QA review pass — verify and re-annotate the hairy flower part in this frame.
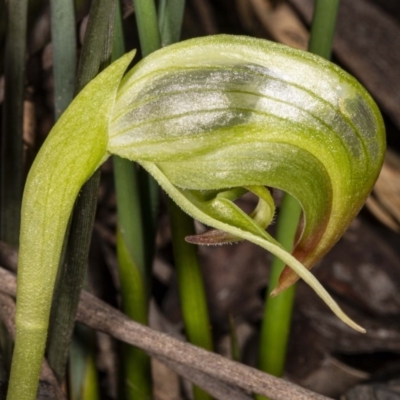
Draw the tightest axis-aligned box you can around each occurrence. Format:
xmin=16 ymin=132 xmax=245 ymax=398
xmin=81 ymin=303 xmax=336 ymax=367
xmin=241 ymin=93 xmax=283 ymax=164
xmin=8 ymin=34 xmax=385 ymax=400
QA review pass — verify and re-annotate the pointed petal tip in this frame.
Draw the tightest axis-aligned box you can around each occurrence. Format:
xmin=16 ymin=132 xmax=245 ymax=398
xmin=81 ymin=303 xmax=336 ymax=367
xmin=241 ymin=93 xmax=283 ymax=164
xmin=269 ymin=288 xmax=366 ymax=333
xmin=269 ymin=265 xmax=301 ymax=297
xmin=338 ymin=313 xmax=366 ymax=334
xmin=270 ymin=277 xmax=367 ymax=334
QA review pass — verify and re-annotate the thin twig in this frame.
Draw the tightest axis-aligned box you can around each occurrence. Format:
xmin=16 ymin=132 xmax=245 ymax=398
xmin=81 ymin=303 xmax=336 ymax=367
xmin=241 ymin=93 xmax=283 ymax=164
xmin=78 ymin=291 xmax=331 ymax=400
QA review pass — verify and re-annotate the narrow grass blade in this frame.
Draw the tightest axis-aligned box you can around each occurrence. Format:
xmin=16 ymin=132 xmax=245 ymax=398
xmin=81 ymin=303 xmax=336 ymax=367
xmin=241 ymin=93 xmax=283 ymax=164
xmin=0 ymin=0 xmax=28 ymax=246
xmin=132 ymin=0 xmax=161 ymax=56
xmin=308 ymin=0 xmax=340 ymax=59
xmin=116 ymin=229 xmax=152 ymax=399
xmin=50 ymin=0 xmax=76 ymax=120
xmin=112 ymin=3 xmax=153 ymax=398
xmin=167 ymin=199 xmax=213 ymax=400
xmin=46 ymin=0 xmax=116 ymax=386
xmin=257 ymin=194 xmax=300 ymax=380
xmin=69 ymin=325 xmax=100 ymax=400
xmin=158 ymin=0 xmax=185 ymax=47
xmin=158 ymin=3 xmax=213 ymax=399
xmin=132 ymin=0 xmax=162 ymax=266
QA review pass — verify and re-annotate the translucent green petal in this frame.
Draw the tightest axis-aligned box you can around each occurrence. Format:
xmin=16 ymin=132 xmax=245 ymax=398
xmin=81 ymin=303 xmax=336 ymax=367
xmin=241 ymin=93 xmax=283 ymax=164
xmin=109 ymin=35 xmax=385 ymax=295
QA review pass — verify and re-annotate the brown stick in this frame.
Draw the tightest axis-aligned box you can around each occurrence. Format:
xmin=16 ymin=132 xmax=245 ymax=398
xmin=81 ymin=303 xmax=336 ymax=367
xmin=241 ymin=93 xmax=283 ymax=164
xmin=0 ymin=265 xmax=331 ymax=400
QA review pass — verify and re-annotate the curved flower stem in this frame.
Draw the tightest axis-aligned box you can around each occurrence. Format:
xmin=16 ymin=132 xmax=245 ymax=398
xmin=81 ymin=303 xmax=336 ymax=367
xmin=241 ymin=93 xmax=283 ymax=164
xmin=6 ymin=48 xmax=135 ymax=400
xmin=257 ymin=0 xmax=341 ymax=395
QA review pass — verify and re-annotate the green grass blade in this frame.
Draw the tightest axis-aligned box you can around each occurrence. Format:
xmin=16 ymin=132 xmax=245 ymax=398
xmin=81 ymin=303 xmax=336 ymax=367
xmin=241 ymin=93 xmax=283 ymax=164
xmin=132 ymin=0 xmax=161 ymax=56
xmin=46 ymin=0 xmax=116 ymax=384
xmin=45 ymin=0 xmax=77 ymax=379
xmin=75 ymin=0 xmax=116 ymax=91
xmin=158 ymin=0 xmax=185 ymax=46
xmin=69 ymin=325 xmax=100 ymax=400
xmin=112 ymin=3 xmax=153 ymax=398
xmin=257 ymin=194 xmax=300 ymax=379
xmin=167 ymin=199 xmax=213 ymax=400
xmin=116 ymin=228 xmax=152 ymax=399
xmin=0 ymin=0 xmax=28 ymax=246
xmin=132 ymin=0 xmax=162 ymax=267
xmin=113 ymin=156 xmax=147 ymax=294
xmin=309 ymin=0 xmax=340 ymax=58
xmin=0 ymin=1 xmax=6 ymax=74
xmin=157 ymin=2 xmax=213 ymax=399
xmin=257 ymin=1 xmax=341 ymax=397
xmin=47 ymin=170 xmax=101 ymax=382
xmin=50 ymin=0 xmax=76 ymax=120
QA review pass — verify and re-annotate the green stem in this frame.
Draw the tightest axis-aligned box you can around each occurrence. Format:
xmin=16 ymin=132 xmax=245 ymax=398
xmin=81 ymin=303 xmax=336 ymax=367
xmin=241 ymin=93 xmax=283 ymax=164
xmin=114 ymin=158 xmax=152 ymax=400
xmin=6 ymin=49 xmax=133 ymax=400
xmin=0 ymin=0 xmax=28 ymax=246
xmin=257 ymin=194 xmax=300 ymax=379
xmin=116 ymin=228 xmax=152 ymax=399
xmin=167 ymin=199 xmax=213 ymax=400
xmin=308 ymin=0 xmax=340 ymax=58
xmin=113 ymin=158 xmax=147 ymax=299
xmin=257 ymin=0 xmax=340 ymax=396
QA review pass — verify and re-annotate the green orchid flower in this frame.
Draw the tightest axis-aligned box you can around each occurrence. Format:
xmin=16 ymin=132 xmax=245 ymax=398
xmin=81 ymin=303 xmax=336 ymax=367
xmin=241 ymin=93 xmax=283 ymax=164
xmin=7 ymin=35 xmax=385 ymax=400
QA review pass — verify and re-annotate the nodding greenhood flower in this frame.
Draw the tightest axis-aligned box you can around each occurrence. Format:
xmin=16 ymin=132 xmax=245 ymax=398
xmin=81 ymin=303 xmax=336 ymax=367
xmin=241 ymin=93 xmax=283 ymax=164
xmin=8 ymin=35 xmax=385 ymax=400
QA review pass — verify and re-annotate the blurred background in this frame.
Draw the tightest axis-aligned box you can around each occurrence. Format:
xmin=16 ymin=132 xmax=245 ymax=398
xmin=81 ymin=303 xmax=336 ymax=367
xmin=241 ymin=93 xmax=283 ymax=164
xmin=1 ymin=0 xmax=400 ymax=399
